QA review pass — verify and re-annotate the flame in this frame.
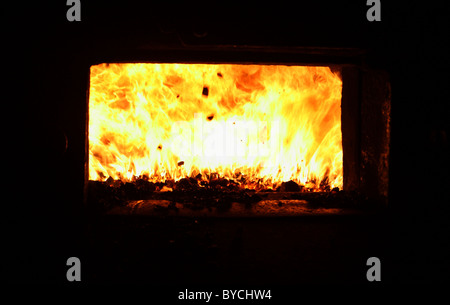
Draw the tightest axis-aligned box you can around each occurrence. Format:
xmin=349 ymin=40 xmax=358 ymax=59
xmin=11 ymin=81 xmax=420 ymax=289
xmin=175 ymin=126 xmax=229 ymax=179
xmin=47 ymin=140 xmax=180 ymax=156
xmin=89 ymin=63 xmax=342 ymax=191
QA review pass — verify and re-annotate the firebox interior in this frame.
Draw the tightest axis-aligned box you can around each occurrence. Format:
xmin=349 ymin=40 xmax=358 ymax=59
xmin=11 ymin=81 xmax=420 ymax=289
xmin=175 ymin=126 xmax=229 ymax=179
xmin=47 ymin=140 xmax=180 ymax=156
xmin=88 ymin=63 xmax=343 ymax=193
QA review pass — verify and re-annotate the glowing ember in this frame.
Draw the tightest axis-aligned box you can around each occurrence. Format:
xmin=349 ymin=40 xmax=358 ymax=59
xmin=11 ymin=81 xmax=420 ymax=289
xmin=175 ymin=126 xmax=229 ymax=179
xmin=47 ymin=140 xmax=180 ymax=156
xmin=89 ymin=63 xmax=343 ymax=191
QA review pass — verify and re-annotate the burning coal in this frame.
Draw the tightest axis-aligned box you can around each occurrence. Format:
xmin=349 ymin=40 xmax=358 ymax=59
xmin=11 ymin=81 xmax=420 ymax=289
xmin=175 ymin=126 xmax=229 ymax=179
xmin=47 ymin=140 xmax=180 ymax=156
xmin=89 ymin=63 xmax=342 ymax=191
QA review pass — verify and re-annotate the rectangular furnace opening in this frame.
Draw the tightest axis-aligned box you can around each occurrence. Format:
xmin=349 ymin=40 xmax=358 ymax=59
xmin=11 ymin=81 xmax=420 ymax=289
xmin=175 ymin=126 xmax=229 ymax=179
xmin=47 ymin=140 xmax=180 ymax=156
xmin=88 ymin=63 xmax=343 ymax=193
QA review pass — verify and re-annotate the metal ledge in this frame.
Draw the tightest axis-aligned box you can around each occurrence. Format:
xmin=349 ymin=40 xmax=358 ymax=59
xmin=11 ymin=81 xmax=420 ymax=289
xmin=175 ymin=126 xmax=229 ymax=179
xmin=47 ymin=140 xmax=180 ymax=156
xmin=108 ymin=199 xmax=364 ymax=217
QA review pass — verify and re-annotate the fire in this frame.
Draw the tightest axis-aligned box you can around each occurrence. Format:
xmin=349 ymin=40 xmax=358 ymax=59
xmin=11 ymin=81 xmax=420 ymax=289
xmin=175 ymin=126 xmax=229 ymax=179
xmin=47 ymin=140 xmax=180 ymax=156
xmin=89 ymin=63 xmax=343 ymax=191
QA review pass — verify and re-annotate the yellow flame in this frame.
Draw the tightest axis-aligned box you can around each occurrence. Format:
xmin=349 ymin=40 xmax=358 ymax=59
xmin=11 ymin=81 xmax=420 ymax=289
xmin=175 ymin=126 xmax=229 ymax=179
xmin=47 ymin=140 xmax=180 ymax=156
xmin=89 ymin=63 xmax=343 ymax=190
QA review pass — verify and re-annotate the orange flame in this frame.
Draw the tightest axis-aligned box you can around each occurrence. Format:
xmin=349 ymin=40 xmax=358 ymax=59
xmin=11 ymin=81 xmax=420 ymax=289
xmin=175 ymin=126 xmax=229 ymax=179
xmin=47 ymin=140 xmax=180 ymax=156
xmin=89 ymin=63 xmax=342 ymax=190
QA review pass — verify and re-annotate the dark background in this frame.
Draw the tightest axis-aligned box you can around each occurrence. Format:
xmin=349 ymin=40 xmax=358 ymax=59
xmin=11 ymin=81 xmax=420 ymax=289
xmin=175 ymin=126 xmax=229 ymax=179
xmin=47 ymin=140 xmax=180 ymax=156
xmin=3 ymin=0 xmax=449 ymax=285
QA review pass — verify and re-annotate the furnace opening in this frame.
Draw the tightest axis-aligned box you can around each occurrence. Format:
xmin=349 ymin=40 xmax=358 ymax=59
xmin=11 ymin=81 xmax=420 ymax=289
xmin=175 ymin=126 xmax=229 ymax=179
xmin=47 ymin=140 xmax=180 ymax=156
xmin=88 ymin=63 xmax=343 ymax=192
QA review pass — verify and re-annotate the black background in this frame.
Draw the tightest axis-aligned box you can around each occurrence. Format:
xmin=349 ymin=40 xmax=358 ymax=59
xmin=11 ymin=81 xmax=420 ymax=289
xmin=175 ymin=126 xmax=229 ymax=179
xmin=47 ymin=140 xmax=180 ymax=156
xmin=3 ymin=0 xmax=450 ymax=286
